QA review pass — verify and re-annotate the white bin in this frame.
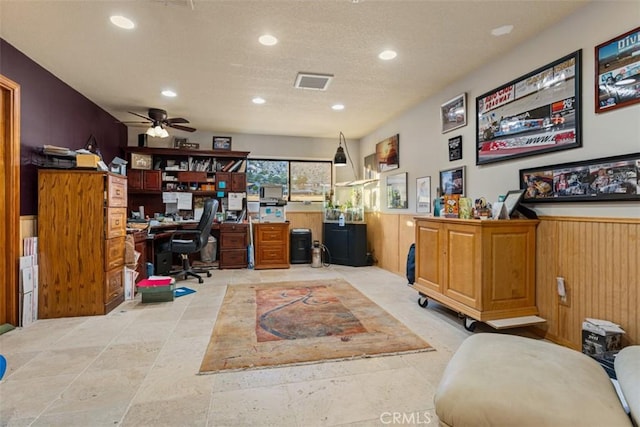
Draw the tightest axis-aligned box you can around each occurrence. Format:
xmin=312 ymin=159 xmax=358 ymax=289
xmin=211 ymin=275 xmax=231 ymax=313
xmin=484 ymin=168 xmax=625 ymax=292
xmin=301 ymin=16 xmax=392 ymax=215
xmin=200 ymin=236 xmax=217 ymax=262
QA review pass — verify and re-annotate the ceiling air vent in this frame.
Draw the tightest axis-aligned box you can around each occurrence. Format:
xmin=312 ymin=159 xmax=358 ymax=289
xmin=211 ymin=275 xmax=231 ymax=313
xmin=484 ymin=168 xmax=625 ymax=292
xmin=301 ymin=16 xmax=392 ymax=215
xmin=294 ymin=73 xmax=334 ymax=91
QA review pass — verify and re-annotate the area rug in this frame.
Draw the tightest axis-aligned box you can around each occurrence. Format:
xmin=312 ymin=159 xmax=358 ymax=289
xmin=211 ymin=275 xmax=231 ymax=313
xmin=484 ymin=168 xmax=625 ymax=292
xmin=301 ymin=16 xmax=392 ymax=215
xmin=199 ymin=279 xmax=433 ymax=374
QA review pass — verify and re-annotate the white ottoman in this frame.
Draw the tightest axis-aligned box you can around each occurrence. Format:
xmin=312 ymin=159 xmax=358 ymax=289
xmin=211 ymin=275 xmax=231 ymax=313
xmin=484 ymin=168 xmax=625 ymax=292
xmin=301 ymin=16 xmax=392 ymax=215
xmin=434 ymin=334 xmax=631 ymax=427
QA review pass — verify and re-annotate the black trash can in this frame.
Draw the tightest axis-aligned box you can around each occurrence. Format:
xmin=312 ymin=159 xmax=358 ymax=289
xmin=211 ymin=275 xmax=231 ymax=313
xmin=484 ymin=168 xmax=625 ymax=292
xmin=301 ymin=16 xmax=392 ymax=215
xmin=290 ymin=228 xmax=312 ymax=264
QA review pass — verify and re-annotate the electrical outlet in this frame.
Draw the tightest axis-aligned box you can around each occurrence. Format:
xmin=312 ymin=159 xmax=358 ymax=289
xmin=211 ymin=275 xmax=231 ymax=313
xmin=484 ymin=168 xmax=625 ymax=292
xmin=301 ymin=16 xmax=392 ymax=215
xmin=557 ymin=277 xmax=570 ymax=306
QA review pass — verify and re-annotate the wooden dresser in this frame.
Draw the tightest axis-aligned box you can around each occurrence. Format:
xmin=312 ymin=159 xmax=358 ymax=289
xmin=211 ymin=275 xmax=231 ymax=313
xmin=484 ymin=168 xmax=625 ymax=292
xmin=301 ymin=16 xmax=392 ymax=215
xmin=253 ymin=222 xmax=290 ymax=269
xmin=38 ymin=170 xmax=127 ymax=318
xmin=413 ymin=217 xmax=539 ymax=323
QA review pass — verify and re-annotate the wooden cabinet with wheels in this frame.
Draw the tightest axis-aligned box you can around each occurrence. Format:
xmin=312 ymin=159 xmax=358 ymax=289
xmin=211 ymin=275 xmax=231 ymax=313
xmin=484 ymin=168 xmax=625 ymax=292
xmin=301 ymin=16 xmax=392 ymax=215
xmin=38 ymin=170 xmax=127 ymax=318
xmin=253 ymin=222 xmax=290 ymax=269
xmin=219 ymin=223 xmax=248 ymax=269
xmin=414 ymin=217 xmax=539 ymax=322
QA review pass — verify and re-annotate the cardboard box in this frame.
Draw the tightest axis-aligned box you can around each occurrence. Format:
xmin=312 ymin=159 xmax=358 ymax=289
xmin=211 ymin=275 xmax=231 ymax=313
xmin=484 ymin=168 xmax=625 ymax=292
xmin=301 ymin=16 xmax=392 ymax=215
xmin=76 ymin=153 xmax=100 ymax=168
xmin=582 ymin=318 xmax=624 ymax=355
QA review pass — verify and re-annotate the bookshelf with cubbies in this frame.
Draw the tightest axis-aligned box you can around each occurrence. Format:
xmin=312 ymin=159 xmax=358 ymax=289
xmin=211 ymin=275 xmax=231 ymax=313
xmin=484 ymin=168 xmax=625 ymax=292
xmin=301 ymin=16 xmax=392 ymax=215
xmin=124 ymin=147 xmax=249 ymax=220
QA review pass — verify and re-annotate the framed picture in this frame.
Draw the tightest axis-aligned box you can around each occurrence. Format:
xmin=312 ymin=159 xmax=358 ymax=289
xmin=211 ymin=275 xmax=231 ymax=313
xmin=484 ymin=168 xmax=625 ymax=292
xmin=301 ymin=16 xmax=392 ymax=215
xmin=595 ymin=27 xmax=640 ymax=113
xmin=416 ymin=176 xmax=431 ymax=213
xmin=448 ymin=135 xmax=462 ymax=161
xmin=519 ymin=152 xmax=640 ymax=203
xmin=363 ymin=153 xmax=379 ymax=180
xmin=439 ymin=166 xmax=465 ymax=196
xmin=173 ymin=137 xmax=187 ymax=148
xmin=375 ymin=134 xmax=399 ymax=172
xmin=386 ymin=172 xmax=408 ymax=209
xmin=213 ymin=136 xmax=232 ymax=150
xmin=440 ymin=93 xmax=467 ymax=134
xmin=476 ymin=50 xmax=582 ymax=165
xmin=131 ymin=153 xmax=152 ymax=170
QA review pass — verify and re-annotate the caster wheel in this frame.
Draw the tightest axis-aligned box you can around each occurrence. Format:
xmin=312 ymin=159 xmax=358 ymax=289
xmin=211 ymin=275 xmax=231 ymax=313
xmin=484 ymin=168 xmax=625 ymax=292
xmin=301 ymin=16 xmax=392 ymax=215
xmin=198 ymin=278 xmax=204 ymax=284
xmin=206 ymin=271 xmax=212 ymax=277
xmin=418 ymin=296 xmax=429 ymax=308
xmin=463 ymin=317 xmax=477 ymax=332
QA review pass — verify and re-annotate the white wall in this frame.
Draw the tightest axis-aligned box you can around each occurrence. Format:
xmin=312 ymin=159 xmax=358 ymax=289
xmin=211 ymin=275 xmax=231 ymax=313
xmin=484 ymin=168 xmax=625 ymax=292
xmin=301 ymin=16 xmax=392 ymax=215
xmin=360 ymin=1 xmax=640 ymax=218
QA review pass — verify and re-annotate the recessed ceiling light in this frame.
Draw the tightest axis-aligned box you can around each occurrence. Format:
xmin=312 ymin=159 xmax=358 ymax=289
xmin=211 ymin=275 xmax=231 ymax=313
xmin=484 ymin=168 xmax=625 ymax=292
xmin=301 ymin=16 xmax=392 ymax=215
xmin=110 ymin=15 xmax=135 ymax=30
xmin=491 ymin=25 xmax=514 ymax=36
xmin=332 ymin=104 xmax=345 ymax=111
xmin=259 ymin=34 xmax=278 ymax=46
xmin=161 ymin=90 xmax=177 ymax=97
xmin=378 ymin=50 xmax=397 ymax=61
xmin=252 ymin=97 xmax=266 ymax=105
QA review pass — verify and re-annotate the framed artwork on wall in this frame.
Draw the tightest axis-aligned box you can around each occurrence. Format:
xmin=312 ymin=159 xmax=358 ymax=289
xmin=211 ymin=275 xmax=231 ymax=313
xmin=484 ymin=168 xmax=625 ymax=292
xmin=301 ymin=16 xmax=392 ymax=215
xmin=416 ymin=176 xmax=431 ymax=213
xmin=595 ymin=26 xmax=640 ymax=113
xmin=440 ymin=93 xmax=467 ymax=134
xmin=213 ymin=136 xmax=232 ymax=150
xmin=386 ymin=172 xmax=407 ymax=209
xmin=376 ymin=134 xmax=399 ymax=172
xmin=476 ymin=50 xmax=582 ymax=165
xmin=519 ymin=152 xmax=640 ymax=203
xmin=439 ymin=166 xmax=465 ymax=196
xmin=448 ymin=135 xmax=462 ymax=161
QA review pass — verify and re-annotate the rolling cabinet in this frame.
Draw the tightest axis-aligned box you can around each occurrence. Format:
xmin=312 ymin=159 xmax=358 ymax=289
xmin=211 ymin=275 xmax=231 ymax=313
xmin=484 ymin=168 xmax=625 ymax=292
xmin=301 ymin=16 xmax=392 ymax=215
xmin=38 ymin=170 xmax=127 ymax=318
xmin=219 ymin=223 xmax=248 ymax=269
xmin=413 ymin=217 xmax=539 ymax=328
xmin=253 ymin=222 xmax=290 ymax=270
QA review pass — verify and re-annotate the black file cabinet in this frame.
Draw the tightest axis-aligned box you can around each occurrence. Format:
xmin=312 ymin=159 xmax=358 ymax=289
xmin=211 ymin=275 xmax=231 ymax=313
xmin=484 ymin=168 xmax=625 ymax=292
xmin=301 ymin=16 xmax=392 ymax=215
xmin=323 ymin=222 xmax=367 ymax=267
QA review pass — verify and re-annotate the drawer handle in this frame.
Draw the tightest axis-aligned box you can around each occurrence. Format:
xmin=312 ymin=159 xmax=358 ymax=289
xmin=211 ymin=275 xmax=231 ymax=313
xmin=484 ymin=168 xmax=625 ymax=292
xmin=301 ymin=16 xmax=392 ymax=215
xmin=115 ymin=219 xmax=120 ymax=225
xmin=115 ymin=189 xmax=121 ymax=196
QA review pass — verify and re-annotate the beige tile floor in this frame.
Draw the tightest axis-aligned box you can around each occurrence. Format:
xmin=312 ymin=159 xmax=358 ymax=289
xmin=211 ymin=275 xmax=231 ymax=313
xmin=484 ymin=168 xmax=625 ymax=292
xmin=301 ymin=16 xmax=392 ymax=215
xmin=0 ymin=265 xmax=536 ymax=427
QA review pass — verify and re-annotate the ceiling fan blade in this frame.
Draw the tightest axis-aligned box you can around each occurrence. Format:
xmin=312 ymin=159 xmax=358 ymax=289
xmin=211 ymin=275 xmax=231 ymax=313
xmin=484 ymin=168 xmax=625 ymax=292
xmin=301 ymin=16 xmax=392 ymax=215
xmin=166 ymin=117 xmax=189 ymax=124
xmin=128 ymin=111 xmax=153 ymax=121
xmin=169 ymin=124 xmax=196 ymax=132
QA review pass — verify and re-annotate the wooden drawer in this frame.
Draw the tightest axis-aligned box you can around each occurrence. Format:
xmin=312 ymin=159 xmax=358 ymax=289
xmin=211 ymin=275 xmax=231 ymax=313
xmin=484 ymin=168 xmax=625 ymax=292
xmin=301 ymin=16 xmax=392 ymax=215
xmin=106 ymin=208 xmax=127 ymax=239
xmin=105 ymin=236 xmax=125 ymax=271
xmin=219 ymin=249 xmax=247 ymax=269
xmin=256 ymin=226 xmax=286 ymax=243
xmin=256 ymin=246 xmax=288 ymax=264
xmin=219 ymin=232 xmax=246 ymax=250
xmin=107 ymin=174 xmax=127 ymax=207
xmin=231 ymin=173 xmax=246 ymax=191
xmin=105 ymin=267 xmax=123 ymax=303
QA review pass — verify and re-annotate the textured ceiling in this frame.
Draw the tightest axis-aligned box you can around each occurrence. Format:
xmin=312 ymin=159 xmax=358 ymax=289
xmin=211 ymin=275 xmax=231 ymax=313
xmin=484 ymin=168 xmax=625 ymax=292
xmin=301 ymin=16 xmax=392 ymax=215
xmin=0 ymin=0 xmax=589 ymax=139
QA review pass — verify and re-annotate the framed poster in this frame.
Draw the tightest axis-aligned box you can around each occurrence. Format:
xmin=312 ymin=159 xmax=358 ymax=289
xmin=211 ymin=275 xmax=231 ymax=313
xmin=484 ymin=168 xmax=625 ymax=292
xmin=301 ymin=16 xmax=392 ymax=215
xmin=416 ymin=176 xmax=431 ymax=213
xmin=448 ymin=136 xmax=462 ymax=161
xmin=376 ymin=134 xmax=399 ymax=172
xmin=476 ymin=50 xmax=582 ymax=165
xmin=440 ymin=93 xmax=467 ymax=133
xmin=595 ymin=26 xmax=640 ymax=113
xmin=213 ymin=136 xmax=232 ymax=150
xmin=363 ymin=153 xmax=379 ymax=180
xmin=519 ymin=152 xmax=640 ymax=202
xmin=386 ymin=172 xmax=407 ymax=209
xmin=439 ymin=166 xmax=465 ymax=196
xmin=131 ymin=153 xmax=152 ymax=170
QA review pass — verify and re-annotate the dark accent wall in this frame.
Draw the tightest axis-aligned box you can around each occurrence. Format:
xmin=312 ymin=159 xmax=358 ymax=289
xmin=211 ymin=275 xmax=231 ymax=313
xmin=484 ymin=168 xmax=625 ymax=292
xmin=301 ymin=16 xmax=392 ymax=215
xmin=0 ymin=39 xmax=127 ymax=215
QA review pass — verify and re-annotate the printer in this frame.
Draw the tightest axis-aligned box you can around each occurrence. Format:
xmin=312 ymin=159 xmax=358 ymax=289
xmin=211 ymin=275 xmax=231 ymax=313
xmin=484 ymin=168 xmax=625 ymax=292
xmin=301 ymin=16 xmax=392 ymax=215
xmin=259 ymin=184 xmax=287 ymax=222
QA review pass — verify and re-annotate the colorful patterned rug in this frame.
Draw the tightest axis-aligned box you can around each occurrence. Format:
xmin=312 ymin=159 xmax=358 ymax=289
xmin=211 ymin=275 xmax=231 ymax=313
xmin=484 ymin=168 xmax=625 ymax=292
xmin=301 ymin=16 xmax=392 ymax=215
xmin=199 ymin=279 xmax=433 ymax=373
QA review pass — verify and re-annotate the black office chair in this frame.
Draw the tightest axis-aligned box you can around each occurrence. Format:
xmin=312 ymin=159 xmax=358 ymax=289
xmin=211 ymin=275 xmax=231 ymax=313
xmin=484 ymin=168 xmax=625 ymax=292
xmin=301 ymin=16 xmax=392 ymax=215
xmin=169 ymin=198 xmax=218 ymax=283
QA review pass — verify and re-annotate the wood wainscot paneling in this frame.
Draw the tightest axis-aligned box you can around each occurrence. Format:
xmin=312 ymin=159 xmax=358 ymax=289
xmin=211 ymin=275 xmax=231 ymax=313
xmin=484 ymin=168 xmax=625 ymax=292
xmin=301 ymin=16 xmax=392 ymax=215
xmin=286 ymin=212 xmax=323 ymax=245
xmin=534 ymin=216 xmax=639 ymax=349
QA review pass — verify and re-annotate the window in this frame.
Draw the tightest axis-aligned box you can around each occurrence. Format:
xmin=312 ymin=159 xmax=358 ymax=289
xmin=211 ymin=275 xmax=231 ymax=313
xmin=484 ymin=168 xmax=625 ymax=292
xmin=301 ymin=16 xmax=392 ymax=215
xmin=247 ymin=159 xmax=332 ymax=202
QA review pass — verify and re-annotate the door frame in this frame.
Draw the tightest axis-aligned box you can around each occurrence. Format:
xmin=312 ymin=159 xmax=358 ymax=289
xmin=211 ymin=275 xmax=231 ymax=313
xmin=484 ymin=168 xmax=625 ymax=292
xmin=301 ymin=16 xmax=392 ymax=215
xmin=1 ymin=74 xmax=21 ymax=326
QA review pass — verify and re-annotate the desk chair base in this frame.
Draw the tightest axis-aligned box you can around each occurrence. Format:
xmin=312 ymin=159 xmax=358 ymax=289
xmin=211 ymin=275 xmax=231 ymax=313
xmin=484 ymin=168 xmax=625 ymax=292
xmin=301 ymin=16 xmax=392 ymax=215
xmin=170 ymin=254 xmax=212 ymax=284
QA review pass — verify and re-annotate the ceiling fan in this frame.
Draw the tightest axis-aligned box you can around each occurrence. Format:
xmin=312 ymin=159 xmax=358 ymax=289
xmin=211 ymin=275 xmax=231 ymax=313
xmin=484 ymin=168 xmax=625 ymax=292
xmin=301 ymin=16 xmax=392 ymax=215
xmin=123 ymin=108 xmax=196 ymax=137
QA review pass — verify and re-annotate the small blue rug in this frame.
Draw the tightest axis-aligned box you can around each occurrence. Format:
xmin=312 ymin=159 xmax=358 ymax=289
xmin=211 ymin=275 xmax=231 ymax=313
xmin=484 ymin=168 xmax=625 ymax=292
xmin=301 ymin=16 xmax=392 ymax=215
xmin=174 ymin=287 xmax=196 ymax=298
